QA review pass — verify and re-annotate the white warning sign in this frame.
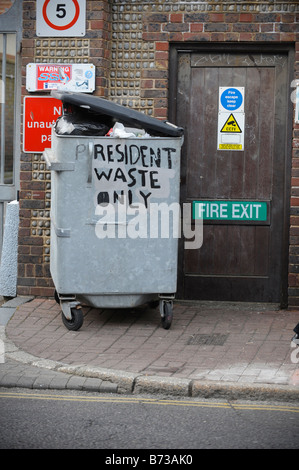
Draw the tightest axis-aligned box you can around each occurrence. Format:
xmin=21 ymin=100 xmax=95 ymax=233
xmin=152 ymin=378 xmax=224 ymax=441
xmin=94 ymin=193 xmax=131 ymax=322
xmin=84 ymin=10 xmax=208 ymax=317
xmin=217 ymin=87 xmax=245 ymax=151
xmin=36 ymin=0 xmax=86 ymax=37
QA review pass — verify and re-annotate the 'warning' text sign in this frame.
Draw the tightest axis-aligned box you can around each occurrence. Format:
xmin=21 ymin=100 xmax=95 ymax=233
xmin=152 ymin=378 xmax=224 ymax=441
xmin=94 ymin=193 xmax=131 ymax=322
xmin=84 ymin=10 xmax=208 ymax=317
xmin=23 ymin=96 xmax=62 ymax=153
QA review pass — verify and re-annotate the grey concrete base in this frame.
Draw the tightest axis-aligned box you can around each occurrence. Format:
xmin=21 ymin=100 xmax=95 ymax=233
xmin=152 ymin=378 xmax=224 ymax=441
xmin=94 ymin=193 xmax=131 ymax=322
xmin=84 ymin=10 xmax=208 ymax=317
xmin=0 ymin=201 xmax=19 ymax=297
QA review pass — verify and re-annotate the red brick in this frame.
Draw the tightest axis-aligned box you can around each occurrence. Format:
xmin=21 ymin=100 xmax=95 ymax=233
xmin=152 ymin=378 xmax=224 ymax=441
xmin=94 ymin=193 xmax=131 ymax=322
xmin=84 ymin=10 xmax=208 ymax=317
xmin=281 ymin=14 xmax=296 ymax=23
xmin=26 ymin=264 xmax=35 ymax=277
xmin=183 ymin=32 xmax=211 ymax=42
xmin=233 ymin=23 xmax=259 ymax=32
xmin=205 ymin=23 xmax=229 ymax=32
xmin=90 ymin=20 xmax=105 ymax=29
xmin=147 ymin=23 xmax=161 ymax=33
xmin=155 ymin=51 xmax=168 ymax=61
xmin=168 ymin=32 xmax=184 ymax=42
xmin=288 ymin=274 xmax=299 ymax=287
xmin=163 ymin=23 xmax=189 ymax=33
xmin=155 ymin=79 xmax=168 ymax=89
xmin=19 ymin=246 xmax=30 ymax=255
xmin=156 ymin=42 xmax=169 ymax=51
xmin=254 ymin=33 xmax=281 ymax=41
xmin=31 ymin=246 xmax=43 ymax=255
xmin=224 ymin=13 xmax=239 ymax=23
xmin=30 ymin=287 xmax=55 ymax=297
xmin=17 ymin=286 xmax=31 ymax=296
xmin=280 ymin=33 xmax=296 ymax=42
xmin=142 ymin=70 xmax=168 ymax=79
xmin=211 ymin=33 xmax=225 ymax=42
xmin=209 ymin=13 xmax=224 ymax=22
xmin=240 ymin=33 xmax=253 ymax=41
xmin=170 ymin=13 xmax=183 ymax=23
xmin=290 ymin=226 xmax=299 ymax=235
xmin=153 ymin=108 xmax=167 ymax=119
xmin=144 ymin=13 xmax=168 ymax=24
xmin=190 ymin=24 xmax=204 ymax=33
xmin=142 ymin=33 xmax=168 ymax=42
xmin=240 ymin=13 xmax=253 ymax=22
xmin=141 ymin=79 xmax=154 ymax=88
xmin=32 ymin=191 xmax=45 ymax=200
xmin=261 ymin=24 xmax=274 ymax=33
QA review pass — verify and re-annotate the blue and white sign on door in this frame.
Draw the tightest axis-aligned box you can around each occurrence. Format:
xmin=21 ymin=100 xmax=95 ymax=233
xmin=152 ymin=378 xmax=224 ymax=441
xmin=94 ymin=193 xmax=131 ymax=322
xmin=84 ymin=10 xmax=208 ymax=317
xmin=218 ymin=87 xmax=245 ymax=151
xmin=219 ymin=87 xmax=244 ymax=113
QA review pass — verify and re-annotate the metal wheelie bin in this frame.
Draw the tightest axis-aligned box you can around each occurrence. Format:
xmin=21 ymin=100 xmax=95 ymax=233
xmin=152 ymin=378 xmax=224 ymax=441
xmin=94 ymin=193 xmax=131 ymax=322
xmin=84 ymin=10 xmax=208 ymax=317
xmin=44 ymin=91 xmax=184 ymax=331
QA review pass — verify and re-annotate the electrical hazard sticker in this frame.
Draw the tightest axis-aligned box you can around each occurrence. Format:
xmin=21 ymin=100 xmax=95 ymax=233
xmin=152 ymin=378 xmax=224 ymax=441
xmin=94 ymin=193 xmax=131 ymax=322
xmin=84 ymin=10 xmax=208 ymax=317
xmin=220 ymin=113 xmax=242 ymax=133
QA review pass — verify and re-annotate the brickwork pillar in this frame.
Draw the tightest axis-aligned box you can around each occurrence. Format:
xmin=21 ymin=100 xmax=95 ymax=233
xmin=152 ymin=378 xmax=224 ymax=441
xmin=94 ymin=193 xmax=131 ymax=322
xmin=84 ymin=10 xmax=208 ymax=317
xmin=18 ymin=0 xmax=111 ymax=297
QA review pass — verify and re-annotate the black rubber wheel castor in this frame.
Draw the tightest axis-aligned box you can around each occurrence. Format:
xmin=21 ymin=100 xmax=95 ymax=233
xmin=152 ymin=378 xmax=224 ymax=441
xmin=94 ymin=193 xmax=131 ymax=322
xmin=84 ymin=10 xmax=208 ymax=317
xmin=161 ymin=301 xmax=173 ymax=330
xmin=61 ymin=307 xmax=84 ymax=331
xmin=54 ymin=289 xmax=60 ymax=304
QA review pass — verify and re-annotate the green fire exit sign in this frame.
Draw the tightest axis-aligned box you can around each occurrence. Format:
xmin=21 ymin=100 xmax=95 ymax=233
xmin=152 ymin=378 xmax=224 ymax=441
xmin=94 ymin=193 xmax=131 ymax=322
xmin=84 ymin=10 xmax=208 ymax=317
xmin=193 ymin=200 xmax=267 ymax=221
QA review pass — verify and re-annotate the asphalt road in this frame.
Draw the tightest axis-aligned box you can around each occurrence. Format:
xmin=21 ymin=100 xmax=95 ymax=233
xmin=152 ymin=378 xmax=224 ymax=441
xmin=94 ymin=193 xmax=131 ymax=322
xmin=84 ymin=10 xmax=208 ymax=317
xmin=0 ymin=388 xmax=298 ymax=450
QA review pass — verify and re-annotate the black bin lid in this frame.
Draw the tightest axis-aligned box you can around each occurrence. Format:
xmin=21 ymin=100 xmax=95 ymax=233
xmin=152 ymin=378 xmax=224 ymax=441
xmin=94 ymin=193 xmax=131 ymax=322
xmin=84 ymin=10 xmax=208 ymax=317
xmin=51 ymin=91 xmax=184 ymax=138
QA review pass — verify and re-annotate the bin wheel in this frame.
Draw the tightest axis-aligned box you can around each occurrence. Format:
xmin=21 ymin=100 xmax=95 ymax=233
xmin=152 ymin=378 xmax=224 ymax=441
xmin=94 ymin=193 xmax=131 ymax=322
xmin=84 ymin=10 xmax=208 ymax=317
xmin=61 ymin=307 xmax=84 ymax=331
xmin=54 ymin=289 xmax=60 ymax=304
xmin=161 ymin=301 xmax=173 ymax=330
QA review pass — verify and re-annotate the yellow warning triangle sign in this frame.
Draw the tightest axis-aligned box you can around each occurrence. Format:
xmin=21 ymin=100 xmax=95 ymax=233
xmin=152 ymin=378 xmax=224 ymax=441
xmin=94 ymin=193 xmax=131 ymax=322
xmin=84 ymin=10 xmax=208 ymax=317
xmin=220 ymin=113 xmax=242 ymax=133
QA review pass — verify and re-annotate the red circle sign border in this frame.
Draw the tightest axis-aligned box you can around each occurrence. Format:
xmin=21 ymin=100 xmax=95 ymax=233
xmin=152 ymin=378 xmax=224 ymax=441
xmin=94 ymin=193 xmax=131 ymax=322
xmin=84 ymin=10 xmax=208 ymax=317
xmin=42 ymin=0 xmax=80 ymax=31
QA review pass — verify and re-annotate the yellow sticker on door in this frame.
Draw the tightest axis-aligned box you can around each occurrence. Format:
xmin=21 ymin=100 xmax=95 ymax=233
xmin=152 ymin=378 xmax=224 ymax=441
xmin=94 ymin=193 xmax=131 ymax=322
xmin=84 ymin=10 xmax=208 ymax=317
xmin=217 ymin=111 xmax=245 ymax=151
xmin=220 ymin=113 xmax=242 ymax=133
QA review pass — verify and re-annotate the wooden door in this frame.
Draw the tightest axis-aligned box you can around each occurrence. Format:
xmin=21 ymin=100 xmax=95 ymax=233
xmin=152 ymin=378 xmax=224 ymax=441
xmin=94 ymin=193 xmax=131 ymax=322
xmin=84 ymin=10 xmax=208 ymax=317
xmin=174 ymin=50 xmax=291 ymax=304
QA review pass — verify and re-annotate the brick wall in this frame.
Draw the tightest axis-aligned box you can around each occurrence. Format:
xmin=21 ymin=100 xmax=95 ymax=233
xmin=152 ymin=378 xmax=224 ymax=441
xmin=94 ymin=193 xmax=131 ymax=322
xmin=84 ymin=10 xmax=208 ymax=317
xmin=17 ymin=0 xmax=299 ymax=307
xmin=0 ymin=1 xmax=14 ymax=15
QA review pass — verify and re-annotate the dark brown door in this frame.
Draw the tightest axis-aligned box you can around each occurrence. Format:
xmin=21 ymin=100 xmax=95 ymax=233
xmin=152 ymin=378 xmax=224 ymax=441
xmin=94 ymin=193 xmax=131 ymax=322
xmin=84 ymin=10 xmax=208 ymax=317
xmin=174 ymin=49 xmax=291 ymax=304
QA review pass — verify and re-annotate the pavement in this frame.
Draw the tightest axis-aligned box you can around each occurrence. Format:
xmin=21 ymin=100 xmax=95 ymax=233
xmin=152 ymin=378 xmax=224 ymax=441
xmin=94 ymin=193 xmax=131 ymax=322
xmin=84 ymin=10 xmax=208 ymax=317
xmin=0 ymin=295 xmax=299 ymax=401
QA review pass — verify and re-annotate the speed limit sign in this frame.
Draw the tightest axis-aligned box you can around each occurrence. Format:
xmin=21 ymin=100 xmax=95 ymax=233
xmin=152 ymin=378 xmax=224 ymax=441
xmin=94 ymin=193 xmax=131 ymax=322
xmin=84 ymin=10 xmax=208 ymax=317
xmin=36 ymin=0 xmax=86 ymax=37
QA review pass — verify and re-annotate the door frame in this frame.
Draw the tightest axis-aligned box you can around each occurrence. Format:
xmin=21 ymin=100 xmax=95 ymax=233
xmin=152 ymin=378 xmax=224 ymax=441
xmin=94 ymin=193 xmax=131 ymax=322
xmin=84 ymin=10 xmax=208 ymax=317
xmin=0 ymin=0 xmax=22 ymax=247
xmin=169 ymin=42 xmax=294 ymax=307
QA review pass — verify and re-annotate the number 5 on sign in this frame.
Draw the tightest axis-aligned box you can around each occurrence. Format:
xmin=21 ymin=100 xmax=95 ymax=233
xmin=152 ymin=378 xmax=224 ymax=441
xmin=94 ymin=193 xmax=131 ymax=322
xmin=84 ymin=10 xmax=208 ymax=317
xmin=36 ymin=0 xmax=86 ymax=37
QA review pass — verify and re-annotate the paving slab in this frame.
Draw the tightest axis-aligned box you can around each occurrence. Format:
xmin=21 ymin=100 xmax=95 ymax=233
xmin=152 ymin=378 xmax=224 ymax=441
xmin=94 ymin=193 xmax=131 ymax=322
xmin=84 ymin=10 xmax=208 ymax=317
xmin=0 ymin=297 xmax=298 ymax=400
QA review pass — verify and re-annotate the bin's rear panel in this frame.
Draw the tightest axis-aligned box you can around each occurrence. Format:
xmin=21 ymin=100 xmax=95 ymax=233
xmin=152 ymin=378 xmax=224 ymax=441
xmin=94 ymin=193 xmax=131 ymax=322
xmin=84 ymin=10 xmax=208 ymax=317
xmin=49 ymin=132 xmax=182 ymax=296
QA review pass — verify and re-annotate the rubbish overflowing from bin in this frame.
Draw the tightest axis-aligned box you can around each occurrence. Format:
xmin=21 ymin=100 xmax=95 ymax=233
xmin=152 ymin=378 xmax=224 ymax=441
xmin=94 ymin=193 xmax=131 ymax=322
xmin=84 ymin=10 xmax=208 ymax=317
xmin=44 ymin=91 xmax=184 ymax=331
xmin=56 ymin=116 xmax=151 ymax=139
xmin=55 ymin=113 xmax=110 ymax=136
xmin=107 ymin=122 xmax=151 ymax=138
